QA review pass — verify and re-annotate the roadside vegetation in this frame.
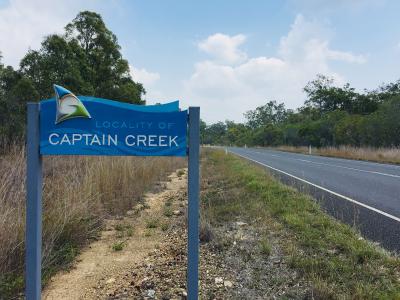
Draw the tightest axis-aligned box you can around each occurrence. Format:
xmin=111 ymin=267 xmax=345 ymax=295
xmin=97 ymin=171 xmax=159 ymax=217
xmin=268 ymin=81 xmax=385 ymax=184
xmin=201 ymin=149 xmax=400 ymax=299
xmin=273 ymin=145 xmax=400 ymax=165
xmin=201 ymin=75 xmax=400 ymax=155
xmin=0 ymin=145 xmax=185 ymax=298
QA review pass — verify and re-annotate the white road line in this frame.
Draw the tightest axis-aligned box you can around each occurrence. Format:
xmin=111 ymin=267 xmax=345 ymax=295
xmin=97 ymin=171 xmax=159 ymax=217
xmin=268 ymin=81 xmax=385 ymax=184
xmin=249 ymin=150 xmax=400 ymax=179
xmin=294 ymin=158 xmax=400 ymax=179
xmin=230 ymin=150 xmax=400 ymax=223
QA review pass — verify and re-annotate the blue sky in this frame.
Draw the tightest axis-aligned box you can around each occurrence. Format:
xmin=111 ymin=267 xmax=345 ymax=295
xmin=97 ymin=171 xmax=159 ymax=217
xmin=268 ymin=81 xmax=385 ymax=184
xmin=1 ymin=0 xmax=400 ymax=122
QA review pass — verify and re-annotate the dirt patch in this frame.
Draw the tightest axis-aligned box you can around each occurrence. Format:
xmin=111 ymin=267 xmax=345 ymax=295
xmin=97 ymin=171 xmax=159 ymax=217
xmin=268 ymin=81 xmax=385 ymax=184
xmin=43 ymin=169 xmax=187 ymax=300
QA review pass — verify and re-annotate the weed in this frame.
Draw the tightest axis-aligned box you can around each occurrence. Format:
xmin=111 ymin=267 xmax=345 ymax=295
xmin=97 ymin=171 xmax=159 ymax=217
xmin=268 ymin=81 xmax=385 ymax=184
xmin=114 ymin=224 xmax=125 ymax=231
xmin=114 ymin=223 xmax=133 ymax=238
xmin=112 ymin=241 xmax=125 ymax=251
xmin=161 ymin=223 xmax=169 ymax=231
xmin=144 ymin=229 xmax=153 ymax=237
xmin=199 ymin=219 xmax=213 ymax=243
xmin=163 ymin=207 xmax=173 ymax=217
xmin=126 ymin=228 xmax=133 ymax=237
xmin=259 ymin=238 xmax=271 ymax=256
xmin=145 ymin=218 xmax=159 ymax=228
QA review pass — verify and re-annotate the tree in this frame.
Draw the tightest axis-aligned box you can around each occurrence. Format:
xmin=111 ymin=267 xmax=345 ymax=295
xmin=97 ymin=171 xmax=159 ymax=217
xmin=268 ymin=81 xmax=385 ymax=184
xmin=20 ymin=11 xmax=145 ymax=103
xmin=334 ymin=115 xmax=364 ymax=146
xmin=244 ymin=100 xmax=287 ymax=129
xmin=202 ymin=122 xmax=227 ymax=145
xmin=20 ymin=35 xmax=89 ymax=99
xmin=65 ymin=11 xmax=144 ymax=103
xmin=304 ymin=74 xmax=379 ymax=115
xmin=0 ymin=59 xmax=38 ymax=143
xmin=200 ymin=119 xmax=207 ymax=145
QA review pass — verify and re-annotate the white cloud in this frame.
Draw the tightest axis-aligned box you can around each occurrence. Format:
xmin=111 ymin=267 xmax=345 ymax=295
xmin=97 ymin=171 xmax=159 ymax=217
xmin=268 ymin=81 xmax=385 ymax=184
xmin=183 ymin=15 xmax=366 ymax=123
xmin=198 ymin=33 xmax=247 ymax=65
xmin=0 ymin=0 xmax=97 ymax=68
xmin=130 ymin=65 xmax=160 ymax=87
xmin=129 ymin=65 xmax=163 ymax=102
xmin=279 ymin=15 xmax=366 ymax=64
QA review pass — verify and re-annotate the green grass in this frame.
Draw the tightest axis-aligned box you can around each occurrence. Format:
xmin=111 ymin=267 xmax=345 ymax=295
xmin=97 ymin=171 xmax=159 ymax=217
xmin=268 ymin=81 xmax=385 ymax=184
xmin=161 ymin=223 xmax=169 ymax=231
xmin=0 ymin=274 xmax=24 ymax=298
xmin=144 ymin=229 xmax=153 ymax=237
xmin=145 ymin=218 xmax=159 ymax=229
xmin=114 ymin=223 xmax=133 ymax=238
xmin=259 ymin=238 xmax=272 ymax=256
xmin=112 ymin=241 xmax=125 ymax=251
xmin=201 ymin=149 xmax=400 ymax=299
xmin=126 ymin=228 xmax=133 ymax=237
xmin=114 ymin=223 xmax=125 ymax=231
xmin=163 ymin=207 xmax=173 ymax=217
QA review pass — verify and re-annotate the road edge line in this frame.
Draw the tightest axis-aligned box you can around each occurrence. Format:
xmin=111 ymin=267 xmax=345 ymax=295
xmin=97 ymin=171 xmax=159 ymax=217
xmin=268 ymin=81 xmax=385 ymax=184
xmin=229 ymin=150 xmax=400 ymax=223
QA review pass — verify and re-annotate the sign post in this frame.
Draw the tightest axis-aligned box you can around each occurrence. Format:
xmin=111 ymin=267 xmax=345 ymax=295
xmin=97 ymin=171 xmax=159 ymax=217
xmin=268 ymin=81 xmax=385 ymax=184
xmin=187 ymin=107 xmax=200 ymax=300
xmin=26 ymin=103 xmax=43 ymax=300
xmin=25 ymin=85 xmax=200 ymax=300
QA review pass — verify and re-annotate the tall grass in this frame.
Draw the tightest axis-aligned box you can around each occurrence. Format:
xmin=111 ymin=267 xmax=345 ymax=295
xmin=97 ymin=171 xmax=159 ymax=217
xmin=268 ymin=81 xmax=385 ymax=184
xmin=0 ymin=145 xmax=185 ymax=297
xmin=274 ymin=145 xmax=400 ymax=164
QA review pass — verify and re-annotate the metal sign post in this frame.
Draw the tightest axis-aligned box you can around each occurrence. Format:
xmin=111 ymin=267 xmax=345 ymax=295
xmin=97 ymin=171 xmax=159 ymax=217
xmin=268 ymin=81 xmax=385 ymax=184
xmin=26 ymin=103 xmax=43 ymax=300
xmin=187 ymin=107 xmax=200 ymax=300
xmin=25 ymin=85 xmax=200 ymax=300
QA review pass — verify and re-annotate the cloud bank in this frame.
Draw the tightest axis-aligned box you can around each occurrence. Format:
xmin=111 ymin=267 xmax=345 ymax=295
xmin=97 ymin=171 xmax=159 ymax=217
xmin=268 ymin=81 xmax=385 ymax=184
xmin=183 ymin=15 xmax=366 ymax=123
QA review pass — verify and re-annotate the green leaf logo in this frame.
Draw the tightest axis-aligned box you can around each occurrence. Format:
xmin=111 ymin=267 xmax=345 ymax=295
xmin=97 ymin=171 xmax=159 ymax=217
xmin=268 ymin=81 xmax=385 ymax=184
xmin=54 ymin=84 xmax=91 ymax=124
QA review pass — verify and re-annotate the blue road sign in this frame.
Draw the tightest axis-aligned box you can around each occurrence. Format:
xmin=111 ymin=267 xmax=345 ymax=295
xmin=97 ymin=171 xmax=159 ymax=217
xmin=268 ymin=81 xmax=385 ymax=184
xmin=40 ymin=86 xmax=187 ymax=156
xmin=26 ymin=85 xmax=199 ymax=300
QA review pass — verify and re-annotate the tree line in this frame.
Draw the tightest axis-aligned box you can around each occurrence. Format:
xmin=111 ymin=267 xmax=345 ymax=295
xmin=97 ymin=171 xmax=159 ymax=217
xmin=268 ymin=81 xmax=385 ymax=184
xmin=202 ymin=74 xmax=400 ymax=148
xmin=0 ymin=11 xmax=145 ymax=145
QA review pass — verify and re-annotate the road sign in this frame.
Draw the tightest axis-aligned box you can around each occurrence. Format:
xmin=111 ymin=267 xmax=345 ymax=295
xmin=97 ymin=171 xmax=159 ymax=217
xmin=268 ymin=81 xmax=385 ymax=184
xmin=26 ymin=85 xmax=200 ymax=300
xmin=40 ymin=86 xmax=187 ymax=156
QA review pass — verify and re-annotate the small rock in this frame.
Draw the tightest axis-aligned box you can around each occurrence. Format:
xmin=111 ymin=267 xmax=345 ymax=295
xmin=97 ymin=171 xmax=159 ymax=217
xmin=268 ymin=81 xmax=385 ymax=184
xmin=235 ymin=221 xmax=248 ymax=226
xmin=173 ymin=210 xmax=182 ymax=216
xmin=106 ymin=278 xmax=116 ymax=284
xmin=272 ymin=258 xmax=281 ymax=265
xmin=214 ymin=277 xmax=223 ymax=284
xmin=135 ymin=204 xmax=145 ymax=211
xmin=147 ymin=289 xmax=156 ymax=298
xmin=224 ymin=281 xmax=233 ymax=288
xmin=126 ymin=210 xmax=135 ymax=216
xmin=141 ymin=277 xmax=155 ymax=289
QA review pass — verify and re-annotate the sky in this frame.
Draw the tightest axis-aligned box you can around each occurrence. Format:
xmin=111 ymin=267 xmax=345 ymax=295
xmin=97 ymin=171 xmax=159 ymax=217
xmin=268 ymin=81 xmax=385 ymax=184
xmin=0 ymin=0 xmax=399 ymax=123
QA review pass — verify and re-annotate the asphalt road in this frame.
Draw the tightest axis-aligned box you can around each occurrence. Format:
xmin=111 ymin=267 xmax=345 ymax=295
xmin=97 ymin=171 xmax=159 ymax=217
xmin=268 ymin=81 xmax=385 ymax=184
xmin=227 ymin=147 xmax=400 ymax=252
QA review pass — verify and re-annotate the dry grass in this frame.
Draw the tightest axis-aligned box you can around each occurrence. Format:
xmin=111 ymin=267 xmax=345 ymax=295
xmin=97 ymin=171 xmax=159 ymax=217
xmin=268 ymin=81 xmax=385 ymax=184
xmin=0 ymin=144 xmax=185 ymax=297
xmin=274 ymin=145 xmax=400 ymax=164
